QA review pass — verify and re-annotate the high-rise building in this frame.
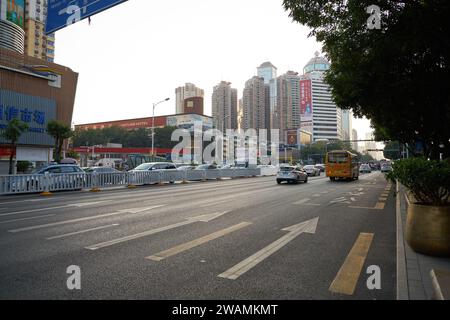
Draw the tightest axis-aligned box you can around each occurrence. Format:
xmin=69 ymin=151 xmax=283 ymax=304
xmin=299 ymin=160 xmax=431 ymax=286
xmin=242 ymin=76 xmax=266 ymax=131
xmin=302 ymin=52 xmax=342 ymax=141
xmin=341 ymin=109 xmax=353 ymax=141
xmin=175 ymin=83 xmax=204 ymax=114
xmin=0 ymin=0 xmax=25 ymax=53
xmin=211 ymin=81 xmax=238 ymax=131
xmin=24 ymin=0 xmax=55 ymax=62
xmin=183 ymin=96 xmax=204 ymax=116
xmin=273 ymin=71 xmax=301 ymax=143
xmin=365 ymin=132 xmax=379 ymax=159
xmin=257 ymin=62 xmax=277 ymax=136
xmin=352 ymin=129 xmax=358 ymax=152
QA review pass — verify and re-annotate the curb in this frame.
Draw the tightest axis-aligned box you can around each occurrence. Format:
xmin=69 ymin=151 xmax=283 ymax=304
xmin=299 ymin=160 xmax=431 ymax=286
xmin=396 ymin=180 xmax=409 ymax=300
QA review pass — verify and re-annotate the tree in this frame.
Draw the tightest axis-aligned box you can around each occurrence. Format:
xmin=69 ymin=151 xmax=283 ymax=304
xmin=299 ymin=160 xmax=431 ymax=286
xmin=47 ymin=120 xmax=73 ymax=163
xmin=1 ymin=119 xmax=28 ymax=174
xmin=283 ymin=0 xmax=450 ymax=159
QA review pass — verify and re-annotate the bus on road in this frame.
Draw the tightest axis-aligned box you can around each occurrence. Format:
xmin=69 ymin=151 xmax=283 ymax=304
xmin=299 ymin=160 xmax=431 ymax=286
xmin=325 ymin=150 xmax=359 ymax=181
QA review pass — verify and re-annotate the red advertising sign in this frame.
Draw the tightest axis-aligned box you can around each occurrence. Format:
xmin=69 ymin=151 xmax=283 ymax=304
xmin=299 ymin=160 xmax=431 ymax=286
xmin=300 ymin=79 xmax=312 ymax=121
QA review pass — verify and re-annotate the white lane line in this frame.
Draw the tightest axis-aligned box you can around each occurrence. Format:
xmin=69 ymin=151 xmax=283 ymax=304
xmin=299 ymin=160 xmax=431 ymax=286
xmin=8 ymin=205 xmax=165 ymax=233
xmin=0 ymin=214 xmax=56 ymax=224
xmin=0 ymin=205 xmax=70 ymax=217
xmin=85 ymin=211 xmax=229 ymax=251
xmin=218 ymin=217 xmax=319 ymax=280
xmin=46 ymin=224 xmax=120 ymax=240
xmin=293 ymin=198 xmax=311 ymax=205
xmin=0 ymin=201 xmax=110 ymax=217
xmin=350 ymin=197 xmax=356 ymax=202
xmin=146 ymin=222 xmax=252 ymax=261
xmin=313 ymin=194 xmax=321 ymax=197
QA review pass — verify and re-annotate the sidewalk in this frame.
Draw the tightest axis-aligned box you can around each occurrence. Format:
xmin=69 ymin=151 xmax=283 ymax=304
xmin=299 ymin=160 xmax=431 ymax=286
xmin=396 ymin=183 xmax=450 ymax=300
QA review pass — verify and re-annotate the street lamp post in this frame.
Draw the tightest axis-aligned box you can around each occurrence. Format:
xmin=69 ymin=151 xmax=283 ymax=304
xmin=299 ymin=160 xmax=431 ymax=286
xmin=151 ymin=98 xmax=170 ymax=158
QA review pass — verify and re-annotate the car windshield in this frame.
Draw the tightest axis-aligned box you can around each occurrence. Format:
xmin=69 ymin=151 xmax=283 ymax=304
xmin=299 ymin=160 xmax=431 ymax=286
xmin=328 ymin=153 xmax=349 ymax=164
xmin=280 ymin=166 xmax=295 ymax=171
xmin=304 ymin=165 xmax=314 ymax=169
xmin=133 ymin=163 xmax=153 ymax=171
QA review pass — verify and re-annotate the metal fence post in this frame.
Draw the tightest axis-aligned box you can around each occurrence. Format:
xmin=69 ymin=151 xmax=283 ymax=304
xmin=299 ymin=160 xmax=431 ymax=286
xmin=182 ymin=170 xmax=188 ymax=184
xmin=158 ymin=171 xmax=164 ymax=186
xmin=90 ymin=172 xmax=101 ymax=192
xmin=40 ymin=172 xmax=52 ymax=196
xmin=127 ymin=172 xmax=137 ymax=189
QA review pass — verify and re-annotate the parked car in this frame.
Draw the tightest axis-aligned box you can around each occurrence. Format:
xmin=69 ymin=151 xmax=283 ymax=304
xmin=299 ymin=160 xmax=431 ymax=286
xmin=359 ymin=163 xmax=372 ymax=173
xmin=314 ymin=164 xmax=325 ymax=172
xmin=276 ymin=166 xmax=308 ymax=184
xmin=195 ymin=164 xmax=218 ymax=170
xmin=303 ymin=165 xmax=320 ymax=176
xmin=381 ymin=164 xmax=393 ymax=173
xmin=83 ymin=166 xmax=120 ymax=173
xmin=129 ymin=162 xmax=177 ymax=172
xmin=176 ymin=165 xmax=196 ymax=171
xmin=13 ymin=164 xmax=86 ymax=192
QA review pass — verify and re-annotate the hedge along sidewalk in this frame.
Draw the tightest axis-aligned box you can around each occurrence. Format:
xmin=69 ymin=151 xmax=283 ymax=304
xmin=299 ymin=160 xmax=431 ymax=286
xmin=396 ymin=182 xmax=450 ymax=300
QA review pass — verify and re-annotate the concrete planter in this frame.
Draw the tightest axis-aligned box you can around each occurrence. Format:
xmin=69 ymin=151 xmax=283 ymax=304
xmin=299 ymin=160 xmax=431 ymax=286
xmin=406 ymin=202 xmax=450 ymax=257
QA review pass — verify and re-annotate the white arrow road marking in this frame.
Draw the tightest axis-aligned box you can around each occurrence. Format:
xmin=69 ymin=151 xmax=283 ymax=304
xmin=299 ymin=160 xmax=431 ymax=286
xmin=218 ymin=217 xmax=319 ymax=280
xmin=146 ymin=222 xmax=251 ymax=261
xmin=0 ymin=201 xmax=110 ymax=217
xmin=0 ymin=214 xmax=56 ymax=224
xmin=46 ymin=224 xmax=120 ymax=240
xmin=85 ymin=211 xmax=229 ymax=251
xmin=118 ymin=206 xmax=166 ymax=214
xmin=8 ymin=205 xmax=164 ymax=233
xmin=293 ymin=198 xmax=310 ymax=205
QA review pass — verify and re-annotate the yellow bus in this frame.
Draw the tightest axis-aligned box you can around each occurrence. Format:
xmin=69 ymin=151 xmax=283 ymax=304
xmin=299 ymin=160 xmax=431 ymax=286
xmin=325 ymin=150 xmax=359 ymax=181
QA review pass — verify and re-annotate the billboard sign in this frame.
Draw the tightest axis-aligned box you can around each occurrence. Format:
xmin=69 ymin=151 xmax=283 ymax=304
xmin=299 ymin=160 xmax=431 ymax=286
xmin=2 ymin=0 xmax=25 ymax=29
xmin=300 ymin=79 xmax=312 ymax=120
xmin=46 ymin=0 xmax=128 ymax=34
xmin=0 ymin=90 xmax=56 ymax=146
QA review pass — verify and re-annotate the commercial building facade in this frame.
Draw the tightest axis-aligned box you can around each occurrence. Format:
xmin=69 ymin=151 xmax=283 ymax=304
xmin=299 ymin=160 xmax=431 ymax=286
xmin=175 ymin=83 xmax=204 ymax=114
xmin=0 ymin=46 xmax=78 ymax=174
xmin=301 ymin=52 xmax=342 ymax=141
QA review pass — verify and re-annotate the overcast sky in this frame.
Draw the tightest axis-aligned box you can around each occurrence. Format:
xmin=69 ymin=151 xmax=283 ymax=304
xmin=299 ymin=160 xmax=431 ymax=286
xmin=54 ymin=0 xmax=374 ymax=148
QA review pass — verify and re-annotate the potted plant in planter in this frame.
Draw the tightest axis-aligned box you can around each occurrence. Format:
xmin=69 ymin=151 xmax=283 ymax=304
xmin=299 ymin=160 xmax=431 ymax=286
xmin=388 ymin=158 xmax=450 ymax=257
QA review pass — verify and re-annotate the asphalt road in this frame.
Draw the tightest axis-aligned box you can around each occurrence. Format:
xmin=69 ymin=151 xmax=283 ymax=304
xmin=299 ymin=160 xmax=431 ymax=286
xmin=0 ymin=172 xmax=396 ymax=300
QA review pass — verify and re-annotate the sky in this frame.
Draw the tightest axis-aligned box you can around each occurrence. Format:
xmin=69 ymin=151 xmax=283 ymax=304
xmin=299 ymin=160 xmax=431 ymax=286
xmin=54 ymin=0 xmax=375 ymax=151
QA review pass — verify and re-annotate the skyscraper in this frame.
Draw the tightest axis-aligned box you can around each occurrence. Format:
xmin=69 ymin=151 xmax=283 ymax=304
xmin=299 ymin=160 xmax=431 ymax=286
xmin=341 ymin=110 xmax=353 ymax=141
xmin=24 ymin=0 xmax=56 ymax=62
xmin=175 ymin=83 xmax=204 ymax=114
xmin=273 ymin=71 xmax=301 ymax=143
xmin=302 ymin=52 xmax=342 ymax=141
xmin=242 ymin=76 xmax=266 ymax=131
xmin=0 ymin=0 xmax=25 ymax=53
xmin=352 ymin=129 xmax=358 ymax=152
xmin=211 ymin=81 xmax=238 ymax=131
xmin=257 ymin=62 xmax=277 ymax=136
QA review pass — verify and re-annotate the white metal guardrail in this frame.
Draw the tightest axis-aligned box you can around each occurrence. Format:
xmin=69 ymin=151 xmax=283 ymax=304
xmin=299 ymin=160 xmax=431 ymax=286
xmin=0 ymin=168 xmax=278 ymax=195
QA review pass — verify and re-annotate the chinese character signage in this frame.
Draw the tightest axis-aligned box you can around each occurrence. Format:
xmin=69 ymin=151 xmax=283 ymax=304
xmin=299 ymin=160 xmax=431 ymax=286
xmin=300 ymin=79 xmax=313 ymax=134
xmin=0 ymin=90 xmax=56 ymax=146
xmin=46 ymin=0 xmax=128 ymax=34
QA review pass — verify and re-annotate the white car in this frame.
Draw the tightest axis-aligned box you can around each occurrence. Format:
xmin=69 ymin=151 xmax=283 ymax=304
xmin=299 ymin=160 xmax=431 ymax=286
xmin=276 ymin=166 xmax=308 ymax=184
xmin=303 ymin=165 xmax=320 ymax=176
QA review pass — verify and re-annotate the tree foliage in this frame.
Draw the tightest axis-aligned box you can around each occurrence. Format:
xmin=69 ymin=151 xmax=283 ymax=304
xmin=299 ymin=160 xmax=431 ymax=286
xmin=1 ymin=119 xmax=28 ymax=174
xmin=283 ymin=0 xmax=450 ymax=159
xmin=72 ymin=126 xmax=179 ymax=149
xmin=47 ymin=120 xmax=73 ymax=163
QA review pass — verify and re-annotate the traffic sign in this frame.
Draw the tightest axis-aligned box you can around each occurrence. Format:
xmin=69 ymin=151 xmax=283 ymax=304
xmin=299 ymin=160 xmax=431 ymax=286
xmin=46 ymin=0 xmax=128 ymax=34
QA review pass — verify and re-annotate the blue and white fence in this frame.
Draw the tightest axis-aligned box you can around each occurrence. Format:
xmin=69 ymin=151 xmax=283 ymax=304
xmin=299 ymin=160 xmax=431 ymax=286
xmin=0 ymin=168 xmax=274 ymax=195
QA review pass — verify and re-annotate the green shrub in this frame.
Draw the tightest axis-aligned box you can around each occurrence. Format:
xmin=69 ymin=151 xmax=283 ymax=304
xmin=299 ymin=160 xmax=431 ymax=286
xmin=387 ymin=158 xmax=450 ymax=206
xmin=16 ymin=161 xmax=31 ymax=173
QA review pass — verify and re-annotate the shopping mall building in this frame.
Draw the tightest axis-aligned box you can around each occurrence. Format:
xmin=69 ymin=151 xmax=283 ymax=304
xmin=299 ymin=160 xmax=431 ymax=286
xmin=0 ymin=47 xmax=78 ymax=174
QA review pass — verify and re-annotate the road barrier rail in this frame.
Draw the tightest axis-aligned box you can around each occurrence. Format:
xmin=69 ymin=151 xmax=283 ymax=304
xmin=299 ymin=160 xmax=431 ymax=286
xmin=0 ymin=168 xmax=276 ymax=195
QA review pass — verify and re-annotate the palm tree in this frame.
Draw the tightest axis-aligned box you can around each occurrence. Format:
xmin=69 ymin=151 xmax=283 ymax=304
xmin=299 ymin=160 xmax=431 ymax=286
xmin=47 ymin=120 xmax=73 ymax=163
xmin=1 ymin=119 xmax=28 ymax=174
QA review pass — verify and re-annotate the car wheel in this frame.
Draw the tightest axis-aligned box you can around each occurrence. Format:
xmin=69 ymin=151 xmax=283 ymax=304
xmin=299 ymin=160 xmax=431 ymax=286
xmin=277 ymin=180 xmax=281 ymax=184
xmin=304 ymin=176 xmax=308 ymax=183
